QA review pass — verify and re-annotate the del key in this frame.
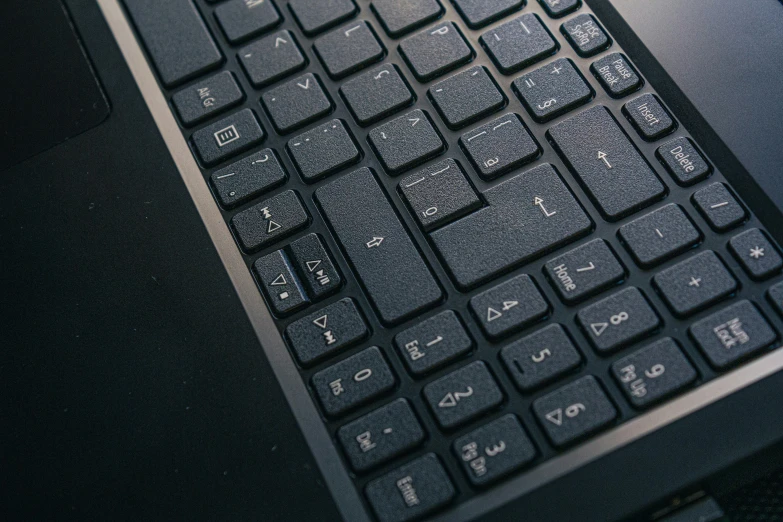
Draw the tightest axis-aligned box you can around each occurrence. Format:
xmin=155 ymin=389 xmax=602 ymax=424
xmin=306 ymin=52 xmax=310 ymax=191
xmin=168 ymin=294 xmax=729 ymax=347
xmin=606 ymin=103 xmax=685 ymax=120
xmin=316 ymin=168 xmax=443 ymax=325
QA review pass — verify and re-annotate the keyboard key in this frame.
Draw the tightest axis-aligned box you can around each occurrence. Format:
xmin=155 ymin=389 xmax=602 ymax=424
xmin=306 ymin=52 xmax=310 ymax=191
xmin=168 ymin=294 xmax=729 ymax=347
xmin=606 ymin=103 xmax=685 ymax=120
xmin=429 ymin=66 xmax=505 ymax=129
xmin=767 ymin=281 xmax=783 ymax=318
xmin=191 ymin=109 xmax=265 ymax=166
xmin=618 ymin=204 xmax=702 ymax=267
xmin=512 ymin=58 xmax=593 ymax=122
xmin=399 ymin=22 xmax=473 ymax=82
xmin=539 ymin=0 xmax=580 ymax=18
xmin=423 ymin=361 xmax=504 ymax=429
xmin=399 ymin=159 xmax=481 ymax=231
xmin=500 ymin=324 xmax=582 ymax=391
xmin=460 ymin=114 xmax=540 ymax=180
xmin=238 ymin=30 xmax=306 ymax=88
xmin=729 ymin=228 xmax=783 ymax=281
xmin=215 ymin=0 xmax=281 ymax=43
xmin=371 ymin=0 xmax=443 ymax=37
xmin=431 ymin=164 xmax=592 ymax=289
xmin=369 ymin=110 xmax=445 ymax=175
xmin=312 ymin=347 xmax=396 ymax=416
xmin=561 ymin=14 xmax=610 ymax=57
xmin=611 ymin=338 xmax=697 ymax=408
xmin=314 ymin=21 xmax=386 ymax=79
xmin=261 ymin=73 xmax=333 ymax=134
xmin=657 ymin=137 xmax=711 ymax=186
xmin=253 ymin=249 xmax=308 ymax=315
xmin=454 ymin=415 xmax=536 ymax=486
xmin=210 ymin=149 xmax=287 ymax=208
xmin=172 ymin=71 xmax=244 ymax=127
xmin=577 ymin=287 xmax=661 ymax=353
xmin=340 ymin=64 xmax=414 ymax=126
xmin=480 ymin=13 xmax=557 ymax=74
xmin=288 ymin=119 xmax=361 ymax=182
xmin=690 ymin=300 xmax=777 ymax=369
xmin=231 ymin=190 xmax=309 ymax=252
xmin=533 ymin=375 xmax=617 ymax=447
xmin=453 ymin=0 xmax=523 ymax=28
xmin=288 ymin=233 xmax=342 ymax=299
xmin=338 ymin=399 xmax=425 ymax=472
xmin=394 ymin=310 xmax=473 ymax=376
xmin=624 ymin=93 xmax=676 ymax=141
xmin=687 ymin=191 xmax=727 ymax=234
xmin=548 ymin=105 xmax=666 ymax=220
xmin=125 ymin=0 xmax=223 ymax=87
xmin=470 ymin=274 xmax=549 ymax=339
xmin=365 ymin=454 xmax=455 ymax=522
xmin=285 ymin=298 xmax=369 ymax=365
xmin=590 ymin=53 xmax=641 ymax=98
xmin=316 ymin=168 xmax=443 ymax=324
xmin=288 ymin=0 xmax=358 ymax=36
xmin=544 ymin=239 xmax=625 ymax=304
xmin=653 ymin=251 xmax=737 ymax=317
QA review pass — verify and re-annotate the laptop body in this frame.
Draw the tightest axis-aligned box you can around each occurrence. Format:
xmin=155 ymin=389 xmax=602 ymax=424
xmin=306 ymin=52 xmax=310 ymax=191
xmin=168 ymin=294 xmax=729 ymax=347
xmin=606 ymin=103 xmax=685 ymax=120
xmin=2 ymin=0 xmax=783 ymax=520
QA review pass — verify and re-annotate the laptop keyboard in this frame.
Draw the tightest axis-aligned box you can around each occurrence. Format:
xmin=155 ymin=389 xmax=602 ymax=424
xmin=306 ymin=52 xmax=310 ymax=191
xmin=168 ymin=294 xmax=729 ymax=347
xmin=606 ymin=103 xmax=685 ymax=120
xmin=123 ymin=0 xmax=783 ymax=520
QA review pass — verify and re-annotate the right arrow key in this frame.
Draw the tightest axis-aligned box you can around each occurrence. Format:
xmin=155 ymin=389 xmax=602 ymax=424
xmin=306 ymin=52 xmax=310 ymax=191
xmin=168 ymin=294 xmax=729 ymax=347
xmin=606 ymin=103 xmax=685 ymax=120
xmin=533 ymin=375 xmax=617 ymax=447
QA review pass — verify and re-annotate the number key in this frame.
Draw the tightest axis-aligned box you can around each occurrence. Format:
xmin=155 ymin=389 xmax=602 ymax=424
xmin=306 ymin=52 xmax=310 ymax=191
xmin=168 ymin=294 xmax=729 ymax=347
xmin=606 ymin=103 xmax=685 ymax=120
xmin=312 ymin=347 xmax=396 ymax=417
xmin=453 ymin=415 xmax=536 ymax=486
xmin=423 ymin=361 xmax=504 ymax=429
xmin=611 ymin=338 xmax=697 ymax=408
xmin=577 ymin=287 xmax=661 ymax=353
xmin=469 ymin=274 xmax=550 ymax=340
xmin=500 ymin=324 xmax=582 ymax=391
xmin=533 ymin=376 xmax=617 ymax=447
xmin=453 ymin=0 xmax=524 ymax=29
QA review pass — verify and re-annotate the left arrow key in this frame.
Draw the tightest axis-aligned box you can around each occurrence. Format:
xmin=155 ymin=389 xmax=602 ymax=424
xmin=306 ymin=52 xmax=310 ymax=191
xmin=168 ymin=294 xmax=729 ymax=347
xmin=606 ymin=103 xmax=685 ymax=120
xmin=254 ymin=250 xmax=309 ymax=316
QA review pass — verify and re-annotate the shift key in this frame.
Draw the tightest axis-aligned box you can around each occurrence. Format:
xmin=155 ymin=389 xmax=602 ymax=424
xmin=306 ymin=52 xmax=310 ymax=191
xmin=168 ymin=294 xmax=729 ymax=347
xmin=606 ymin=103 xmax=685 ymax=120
xmin=548 ymin=106 xmax=665 ymax=220
xmin=316 ymin=168 xmax=443 ymax=325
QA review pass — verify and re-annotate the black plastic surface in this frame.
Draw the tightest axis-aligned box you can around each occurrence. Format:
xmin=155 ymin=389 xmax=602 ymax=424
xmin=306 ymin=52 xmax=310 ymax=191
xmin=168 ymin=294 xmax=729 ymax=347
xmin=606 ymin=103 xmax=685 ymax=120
xmin=0 ymin=0 xmax=109 ymax=171
xmin=0 ymin=1 xmax=340 ymax=520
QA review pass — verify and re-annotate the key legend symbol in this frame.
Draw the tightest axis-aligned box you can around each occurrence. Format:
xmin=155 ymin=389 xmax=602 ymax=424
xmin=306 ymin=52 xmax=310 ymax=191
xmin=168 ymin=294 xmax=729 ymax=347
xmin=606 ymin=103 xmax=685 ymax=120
xmin=214 ymin=124 xmax=240 ymax=147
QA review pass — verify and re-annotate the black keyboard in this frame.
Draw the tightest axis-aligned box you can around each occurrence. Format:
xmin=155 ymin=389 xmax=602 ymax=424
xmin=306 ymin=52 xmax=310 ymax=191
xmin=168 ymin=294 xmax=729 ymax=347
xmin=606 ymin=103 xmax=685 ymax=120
xmin=123 ymin=0 xmax=783 ymax=520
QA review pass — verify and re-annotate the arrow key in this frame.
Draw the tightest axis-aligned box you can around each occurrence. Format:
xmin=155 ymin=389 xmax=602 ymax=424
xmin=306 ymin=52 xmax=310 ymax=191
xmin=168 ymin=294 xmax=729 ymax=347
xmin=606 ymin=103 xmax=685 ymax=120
xmin=253 ymin=250 xmax=308 ymax=316
xmin=423 ymin=361 xmax=504 ymax=429
xmin=533 ymin=375 xmax=617 ymax=447
xmin=285 ymin=298 xmax=369 ymax=366
xmin=231 ymin=190 xmax=309 ymax=252
xmin=469 ymin=274 xmax=550 ymax=340
xmin=577 ymin=287 xmax=661 ymax=353
xmin=289 ymin=233 xmax=342 ymax=299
